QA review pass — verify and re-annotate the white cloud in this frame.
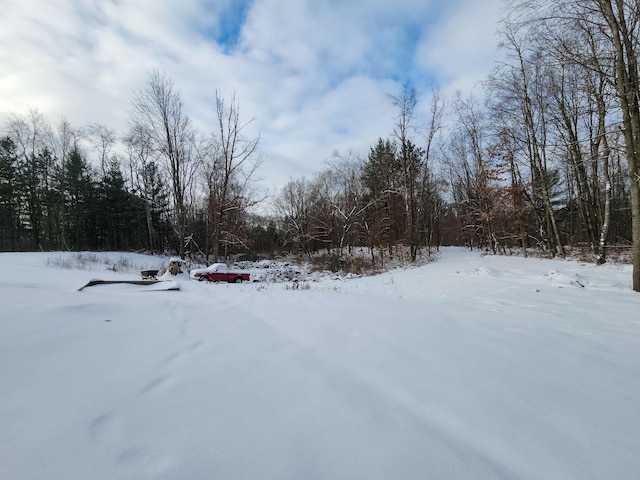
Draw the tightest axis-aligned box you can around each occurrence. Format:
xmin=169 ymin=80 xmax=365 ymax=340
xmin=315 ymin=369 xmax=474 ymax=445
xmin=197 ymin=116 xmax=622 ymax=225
xmin=0 ymin=0 xmax=505 ymax=193
xmin=415 ymin=0 xmax=505 ymax=96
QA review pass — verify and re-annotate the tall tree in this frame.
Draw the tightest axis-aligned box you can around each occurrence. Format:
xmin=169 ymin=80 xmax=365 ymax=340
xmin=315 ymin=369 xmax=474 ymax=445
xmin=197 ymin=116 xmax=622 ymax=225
xmin=451 ymin=94 xmax=497 ymax=250
xmin=597 ymin=0 xmax=640 ymax=290
xmin=130 ymin=70 xmax=197 ymax=258
xmin=275 ymin=177 xmax=322 ymax=255
xmin=418 ymin=89 xmax=445 ymax=254
xmin=206 ymin=90 xmax=261 ymax=260
xmin=87 ymin=123 xmax=116 ymax=179
xmin=6 ymin=110 xmax=55 ymax=250
xmin=325 ymin=151 xmax=371 ymax=255
xmin=58 ymin=146 xmax=93 ymax=250
xmin=362 ymin=138 xmax=403 ymax=262
xmin=391 ymin=86 xmax=421 ymax=261
xmin=0 ymin=137 xmax=19 ymax=250
xmin=125 ymin=124 xmax=170 ymax=252
xmin=507 ymin=0 xmax=640 ymax=288
xmin=505 ymin=25 xmax=565 ymax=256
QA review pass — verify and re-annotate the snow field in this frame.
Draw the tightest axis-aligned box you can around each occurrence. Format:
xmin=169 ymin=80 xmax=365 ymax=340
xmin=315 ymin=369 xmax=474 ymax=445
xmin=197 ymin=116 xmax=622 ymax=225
xmin=0 ymin=248 xmax=638 ymax=479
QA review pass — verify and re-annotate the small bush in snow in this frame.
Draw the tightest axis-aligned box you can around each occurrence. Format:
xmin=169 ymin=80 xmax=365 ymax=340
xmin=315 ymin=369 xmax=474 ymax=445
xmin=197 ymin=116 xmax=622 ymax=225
xmin=284 ymin=280 xmax=310 ymax=291
xmin=47 ymin=255 xmax=73 ymax=269
xmin=106 ymin=256 xmax=133 ymax=272
xmin=48 ymin=253 xmax=101 ymax=270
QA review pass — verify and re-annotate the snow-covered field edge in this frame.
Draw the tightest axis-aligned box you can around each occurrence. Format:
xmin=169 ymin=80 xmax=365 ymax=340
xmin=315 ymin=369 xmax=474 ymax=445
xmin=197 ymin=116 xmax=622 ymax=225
xmin=1 ymin=247 xmax=638 ymax=480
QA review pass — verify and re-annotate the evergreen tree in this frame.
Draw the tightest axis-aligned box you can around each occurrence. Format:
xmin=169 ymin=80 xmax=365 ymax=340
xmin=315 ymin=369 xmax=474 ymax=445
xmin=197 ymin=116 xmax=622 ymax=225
xmin=362 ymin=138 xmax=403 ymax=261
xmin=140 ymin=160 xmax=171 ymax=251
xmin=59 ymin=147 xmax=93 ymax=250
xmin=15 ymin=147 xmax=50 ymax=249
xmin=98 ymin=161 xmax=137 ymax=250
xmin=0 ymin=137 xmax=19 ymax=250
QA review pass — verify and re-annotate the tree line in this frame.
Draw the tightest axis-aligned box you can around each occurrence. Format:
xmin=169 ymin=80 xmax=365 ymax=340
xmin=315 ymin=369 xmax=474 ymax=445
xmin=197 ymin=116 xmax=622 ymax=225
xmin=0 ymin=72 xmax=264 ymax=261
xmin=1 ymin=0 xmax=638 ymax=290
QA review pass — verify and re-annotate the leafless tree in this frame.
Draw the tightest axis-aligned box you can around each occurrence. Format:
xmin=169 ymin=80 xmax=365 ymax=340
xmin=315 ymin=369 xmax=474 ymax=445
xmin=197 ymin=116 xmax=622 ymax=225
xmin=450 ymin=93 xmax=499 ymax=251
xmin=129 ymin=70 xmax=197 ymax=258
xmin=4 ymin=110 xmax=55 ymax=248
xmin=86 ymin=123 xmax=116 ymax=178
xmin=124 ymin=124 xmax=164 ymax=251
xmin=274 ymin=177 xmax=328 ymax=255
xmin=205 ymin=90 xmax=262 ymax=260
xmin=596 ymin=0 xmax=640 ymax=289
xmin=324 ymin=151 xmax=372 ymax=255
xmin=390 ymin=85 xmax=421 ymax=261
xmin=505 ymin=0 xmax=640 ymax=289
xmin=418 ymin=89 xmax=446 ymax=254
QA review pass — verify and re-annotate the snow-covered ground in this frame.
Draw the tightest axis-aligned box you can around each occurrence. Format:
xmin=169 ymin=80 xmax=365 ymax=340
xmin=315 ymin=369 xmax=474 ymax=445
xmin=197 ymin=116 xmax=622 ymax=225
xmin=1 ymin=248 xmax=638 ymax=480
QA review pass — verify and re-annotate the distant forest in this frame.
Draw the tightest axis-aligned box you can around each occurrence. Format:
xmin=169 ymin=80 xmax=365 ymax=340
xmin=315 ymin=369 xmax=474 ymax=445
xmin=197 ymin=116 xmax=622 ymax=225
xmin=1 ymin=0 xmax=639 ymax=289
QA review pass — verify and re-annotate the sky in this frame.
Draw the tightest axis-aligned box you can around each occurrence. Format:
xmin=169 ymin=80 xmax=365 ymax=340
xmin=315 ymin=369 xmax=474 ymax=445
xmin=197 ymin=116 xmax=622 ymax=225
xmin=0 ymin=0 xmax=506 ymax=194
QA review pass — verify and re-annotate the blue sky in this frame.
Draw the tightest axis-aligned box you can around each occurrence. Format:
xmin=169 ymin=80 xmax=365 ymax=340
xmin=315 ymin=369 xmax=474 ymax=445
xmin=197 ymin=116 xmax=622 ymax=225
xmin=210 ymin=0 xmax=253 ymax=51
xmin=0 ymin=0 xmax=505 ymax=193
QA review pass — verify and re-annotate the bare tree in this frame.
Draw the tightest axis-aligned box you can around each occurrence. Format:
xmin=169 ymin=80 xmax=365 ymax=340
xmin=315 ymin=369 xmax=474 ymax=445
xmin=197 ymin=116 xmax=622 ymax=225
xmin=597 ymin=0 xmax=640 ymax=290
xmin=129 ymin=70 xmax=197 ymax=258
xmin=125 ymin=124 xmax=168 ymax=251
xmin=275 ymin=177 xmax=316 ymax=255
xmin=506 ymin=0 xmax=640 ymax=288
xmin=48 ymin=118 xmax=81 ymax=168
xmin=323 ymin=151 xmax=373 ymax=255
xmin=509 ymin=24 xmax=565 ymax=256
xmin=391 ymin=85 xmax=421 ymax=261
xmin=206 ymin=90 xmax=262 ymax=260
xmin=4 ymin=110 xmax=55 ymax=249
xmin=418 ymin=89 xmax=446 ymax=254
xmin=524 ymin=2 xmax=619 ymax=261
xmin=86 ymin=123 xmax=116 ymax=178
xmin=453 ymin=94 xmax=499 ymax=251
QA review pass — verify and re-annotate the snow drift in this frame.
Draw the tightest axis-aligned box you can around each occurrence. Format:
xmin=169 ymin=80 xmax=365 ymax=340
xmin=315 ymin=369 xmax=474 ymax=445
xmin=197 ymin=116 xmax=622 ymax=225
xmin=0 ymin=248 xmax=638 ymax=479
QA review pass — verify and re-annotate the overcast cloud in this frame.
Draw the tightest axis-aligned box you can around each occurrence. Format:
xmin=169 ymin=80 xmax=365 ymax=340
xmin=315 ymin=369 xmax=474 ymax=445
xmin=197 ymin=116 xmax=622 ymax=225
xmin=0 ymin=0 xmax=506 ymax=192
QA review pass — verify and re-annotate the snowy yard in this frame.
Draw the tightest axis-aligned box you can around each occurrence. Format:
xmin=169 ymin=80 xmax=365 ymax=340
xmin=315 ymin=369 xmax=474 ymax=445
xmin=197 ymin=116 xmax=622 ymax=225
xmin=1 ymin=248 xmax=638 ymax=479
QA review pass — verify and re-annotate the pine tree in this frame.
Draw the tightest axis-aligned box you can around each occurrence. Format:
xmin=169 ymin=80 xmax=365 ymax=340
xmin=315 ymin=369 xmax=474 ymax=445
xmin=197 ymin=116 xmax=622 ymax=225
xmin=362 ymin=138 xmax=403 ymax=263
xmin=0 ymin=137 xmax=19 ymax=250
